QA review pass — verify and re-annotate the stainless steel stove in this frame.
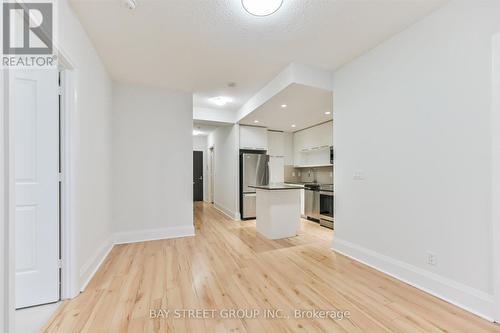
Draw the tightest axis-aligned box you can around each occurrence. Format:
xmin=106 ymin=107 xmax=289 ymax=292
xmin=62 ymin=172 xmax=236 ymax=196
xmin=319 ymin=184 xmax=334 ymax=229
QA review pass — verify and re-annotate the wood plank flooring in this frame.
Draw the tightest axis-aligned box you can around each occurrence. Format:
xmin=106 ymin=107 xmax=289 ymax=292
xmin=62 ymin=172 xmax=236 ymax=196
xmin=42 ymin=202 xmax=500 ymax=332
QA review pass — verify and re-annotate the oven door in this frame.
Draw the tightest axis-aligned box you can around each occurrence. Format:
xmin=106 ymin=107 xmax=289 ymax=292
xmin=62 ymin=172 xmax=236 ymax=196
xmin=319 ymin=191 xmax=334 ymax=222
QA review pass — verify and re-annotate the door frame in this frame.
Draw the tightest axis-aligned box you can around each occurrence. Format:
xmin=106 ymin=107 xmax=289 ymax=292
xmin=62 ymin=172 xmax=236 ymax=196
xmin=492 ymin=33 xmax=500 ymax=323
xmin=58 ymin=51 xmax=79 ymax=301
xmin=209 ymin=146 xmax=215 ymax=204
xmin=2 ymin=48 xmax=78 ymax=331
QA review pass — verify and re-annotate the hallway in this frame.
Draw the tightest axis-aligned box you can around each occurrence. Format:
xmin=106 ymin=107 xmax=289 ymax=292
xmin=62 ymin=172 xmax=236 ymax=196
xmin=42 ymin=203 xmax=500 ymax=332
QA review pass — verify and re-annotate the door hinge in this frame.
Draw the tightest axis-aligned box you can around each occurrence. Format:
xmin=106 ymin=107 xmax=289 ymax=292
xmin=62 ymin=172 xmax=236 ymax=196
xmin=58 ymin=86 xmax=63 ymax=96
xmin=57 ymin=259 xmax=63 ymax=269
xmin=58 ymin=172 xmax=63 ymax=182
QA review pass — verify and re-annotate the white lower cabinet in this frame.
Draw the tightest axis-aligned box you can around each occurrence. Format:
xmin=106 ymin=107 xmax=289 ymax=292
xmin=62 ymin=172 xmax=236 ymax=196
xmin=300 ymin=189 xmax=305 ymax=217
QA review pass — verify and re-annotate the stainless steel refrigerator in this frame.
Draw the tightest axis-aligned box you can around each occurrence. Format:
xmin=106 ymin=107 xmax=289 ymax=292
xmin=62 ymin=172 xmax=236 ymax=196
xmin=240 ymin=151 xmax=269 ymax=220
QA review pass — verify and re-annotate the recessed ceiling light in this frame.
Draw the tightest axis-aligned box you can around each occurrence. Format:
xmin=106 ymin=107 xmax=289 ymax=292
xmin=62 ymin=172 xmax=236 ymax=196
xmin=291 ymin=124 xmax=296 ymax=128
xmin=281 ymin=104 xmax=287 ymax=108
xmin=242 ymin=0 xmax=283 ymax=16
xmin=325 ymin=111 xmax=331 ymax=115
xmin=209 ymin=96 xmax=232 ymax=106
xmin=254 ymin=120 xmax=260 ymax=123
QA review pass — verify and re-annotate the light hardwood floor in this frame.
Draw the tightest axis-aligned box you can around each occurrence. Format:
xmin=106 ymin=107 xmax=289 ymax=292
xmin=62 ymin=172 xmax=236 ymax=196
xmin=42 ymin=202 xmax=500 ymax=332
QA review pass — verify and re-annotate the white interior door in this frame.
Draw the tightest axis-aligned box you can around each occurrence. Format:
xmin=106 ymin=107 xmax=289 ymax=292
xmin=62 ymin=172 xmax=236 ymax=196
xmin=12 ymin=69 xmax=60 ymax=308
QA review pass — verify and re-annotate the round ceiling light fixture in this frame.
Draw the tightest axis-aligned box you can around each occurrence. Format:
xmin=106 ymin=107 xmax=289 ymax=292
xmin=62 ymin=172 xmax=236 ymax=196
xmin=242 ymin=0 xmax=283 ymax=16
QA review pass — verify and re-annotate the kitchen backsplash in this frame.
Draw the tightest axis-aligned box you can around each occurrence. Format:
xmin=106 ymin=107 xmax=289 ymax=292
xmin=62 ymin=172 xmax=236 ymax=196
xmin=284 ymin=165 xmax=333 ymax=184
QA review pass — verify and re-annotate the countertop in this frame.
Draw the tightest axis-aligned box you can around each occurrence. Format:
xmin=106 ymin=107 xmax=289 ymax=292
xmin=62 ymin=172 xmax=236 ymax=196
xmin=285 ymin=182 xmax=334 ymax=192
xmin=249 ymin=183 xmax=304 ymax=190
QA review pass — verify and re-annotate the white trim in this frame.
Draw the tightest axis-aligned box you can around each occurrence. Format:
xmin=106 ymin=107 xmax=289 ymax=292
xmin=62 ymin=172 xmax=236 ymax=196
xmin=5 ymin=67 xmax=16 ymax=333
xmin=113 ymin=226 xmax=195 ymax=245
xmin=57 ymin=49 xmax=79 ymax=300
xmin=79 ymin=237 xmax=113 ymax=292
xmin=2 ymin=68 xmax=15 ymax=333
xmin=213 ymin=203 xmax=240 ymax=221
xmin=332 ymin=238 xmax=495 ymax=322
xmin=491 ymin=33 xmax=500 ymax=323
xmin=0 ymin=70 xmax=5 ymax=333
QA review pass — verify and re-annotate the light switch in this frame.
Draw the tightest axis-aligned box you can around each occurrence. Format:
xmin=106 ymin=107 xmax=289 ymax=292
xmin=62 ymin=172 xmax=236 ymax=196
xmin=353 ymin=170 xmax=365 ymax=180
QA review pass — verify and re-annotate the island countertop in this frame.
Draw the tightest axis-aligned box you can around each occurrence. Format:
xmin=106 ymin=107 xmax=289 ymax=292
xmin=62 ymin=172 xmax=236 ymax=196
xmin=249 ymin=183 xmax=304 ymax=190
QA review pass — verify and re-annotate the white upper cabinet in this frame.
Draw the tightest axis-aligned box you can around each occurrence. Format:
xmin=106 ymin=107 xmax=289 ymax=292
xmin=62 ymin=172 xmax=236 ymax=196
xmin=240 ymin=125 xmax=268 ymax=150
xmin=295 ymin=121 xmax=332 ymax=151
xmin=267 ymin=131 xmax=285 ymax=157
xmin=293 ymin=121 xmax=333 ymax=167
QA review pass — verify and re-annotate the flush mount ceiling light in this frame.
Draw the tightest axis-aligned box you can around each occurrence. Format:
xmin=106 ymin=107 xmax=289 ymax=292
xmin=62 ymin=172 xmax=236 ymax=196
xmin=209 ymin=96 xmax=232 ymax=106
xmin=242 ymin=0 xmax=283 ymax=16
xmin=124 ymin=0 xmax=137 ymax=9
xmin=325 ymin=111 xmax=331 ymax=115
xmin=291 ymin=124 xmax=296 ymax=128
xmin=281 ymin=104 xmax=287 ymax=108
xmin=254 ymin=120 xmax=260 ymax=123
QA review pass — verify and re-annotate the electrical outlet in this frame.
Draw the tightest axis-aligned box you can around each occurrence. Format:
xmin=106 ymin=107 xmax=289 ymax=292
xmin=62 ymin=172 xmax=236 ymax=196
xmin=427 ymin=252 xmax=437 ymax=266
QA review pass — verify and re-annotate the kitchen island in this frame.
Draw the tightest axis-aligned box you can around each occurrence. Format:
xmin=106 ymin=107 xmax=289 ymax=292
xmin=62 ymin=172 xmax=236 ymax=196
xmin=249 ymin=183 xmax=304 ymax=239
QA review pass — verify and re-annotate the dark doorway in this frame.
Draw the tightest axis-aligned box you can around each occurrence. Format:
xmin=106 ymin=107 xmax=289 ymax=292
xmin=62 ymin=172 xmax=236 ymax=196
xmin=193 ymin=151 xmax=204 ymax=201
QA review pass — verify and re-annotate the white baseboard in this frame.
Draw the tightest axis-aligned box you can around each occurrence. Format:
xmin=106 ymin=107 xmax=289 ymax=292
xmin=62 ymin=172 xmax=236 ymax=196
xmin=79 ymin=236 xmax=113 ymax=292
xmin=213 ymin=203 xmax=240 ymax=220
xmin=332 ymin=237 xmax=495 ymax=322
xmin=113 ymin=225 xmax=195 ymax=245
xmin=78 ymin=225 xmax=195 ymax=292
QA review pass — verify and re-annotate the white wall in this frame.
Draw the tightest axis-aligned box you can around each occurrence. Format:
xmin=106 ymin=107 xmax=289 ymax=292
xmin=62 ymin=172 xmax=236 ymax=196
xmin=207 ymin=125 xmax=240 ymax=219
xmin=0 ymin=3 xmax=9 ymax=319
xmin=58 ymin=0 xmax=114 ymax=291
xmin=332 ymin=0 xmax=500 ymax=320
xmin=193 ymin=107 xmax=236 ymax=124
xmin=112 ymin=83 xmax=194 ymax=243
xmin=492 ymin=33 xmax=500 ymax=323
xmin=1 ymin=69 xmax=10 ymax=333
xmin=193 ymin=135 xmax=209 ymax=201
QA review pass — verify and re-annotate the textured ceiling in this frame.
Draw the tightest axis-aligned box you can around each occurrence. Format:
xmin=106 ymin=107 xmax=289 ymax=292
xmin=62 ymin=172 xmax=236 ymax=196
xmin=69 ymin=0 xmax=447 ymax=112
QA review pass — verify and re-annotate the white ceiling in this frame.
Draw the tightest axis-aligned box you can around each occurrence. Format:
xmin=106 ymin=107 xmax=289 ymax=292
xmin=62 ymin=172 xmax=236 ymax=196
xmin=240 ymin=83 xmax=332 ymax=132
xmin=69 ymin=0 xmax=446 ymax=113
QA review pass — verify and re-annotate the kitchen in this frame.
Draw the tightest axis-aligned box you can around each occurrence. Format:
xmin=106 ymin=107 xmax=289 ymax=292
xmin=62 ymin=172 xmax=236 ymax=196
xmin=194 ymin=83 xmax=334 ymax=240
xmin=238 ymin=83 xmax=334 ymax=239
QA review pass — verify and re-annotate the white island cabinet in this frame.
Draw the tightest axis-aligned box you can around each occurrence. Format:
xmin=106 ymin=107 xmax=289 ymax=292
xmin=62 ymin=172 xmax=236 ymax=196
xmin=249 ymin=184 xmax=303 ymax=239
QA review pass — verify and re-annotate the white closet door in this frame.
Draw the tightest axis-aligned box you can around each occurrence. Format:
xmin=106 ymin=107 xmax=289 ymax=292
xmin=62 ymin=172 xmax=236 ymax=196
xmin=12 ymin=69 xmax=59 ymax=308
